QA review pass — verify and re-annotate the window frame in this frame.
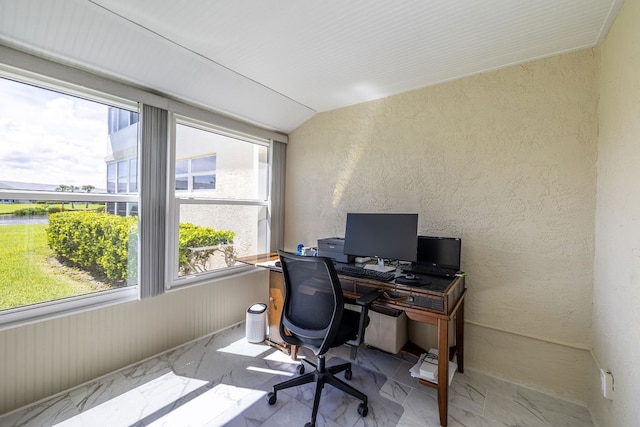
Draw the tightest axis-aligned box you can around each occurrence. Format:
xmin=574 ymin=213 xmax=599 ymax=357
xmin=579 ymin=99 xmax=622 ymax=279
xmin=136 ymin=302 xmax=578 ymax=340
xmin=0 ymin=73 xmax=141 ymax=330
xmin=165 ymin=115 xmax=271 ymax=289
xmin=0 ymin=46 xmax=286 ymax=329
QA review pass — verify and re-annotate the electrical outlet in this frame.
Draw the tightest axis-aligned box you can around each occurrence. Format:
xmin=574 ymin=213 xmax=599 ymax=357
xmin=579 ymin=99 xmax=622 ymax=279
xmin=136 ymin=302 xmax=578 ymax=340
xmin=600 ymin=369 xmax=614 ymax=400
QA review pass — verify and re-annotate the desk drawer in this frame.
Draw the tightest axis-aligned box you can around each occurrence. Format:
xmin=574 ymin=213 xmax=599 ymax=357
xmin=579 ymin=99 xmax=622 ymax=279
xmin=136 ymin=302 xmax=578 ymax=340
xmin=348 ymin=276 xmax=465 ymax=315
xmin=353 ymin=282 xmax=444 ymax=313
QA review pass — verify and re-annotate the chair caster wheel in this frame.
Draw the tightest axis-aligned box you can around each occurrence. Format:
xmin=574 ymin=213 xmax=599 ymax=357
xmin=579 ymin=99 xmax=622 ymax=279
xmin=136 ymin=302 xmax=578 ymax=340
xmin=297 ymin=364 xmax=305 ymax=375
xmin=344 ymin=369 xmax=352 ymax=380
xmin=358 ymin=403 xmax=368 ymax=417
xmin=304 ymin=422 xmax=314 ymax=427
xmin=267 ymin=392 xmax=277 ymax=405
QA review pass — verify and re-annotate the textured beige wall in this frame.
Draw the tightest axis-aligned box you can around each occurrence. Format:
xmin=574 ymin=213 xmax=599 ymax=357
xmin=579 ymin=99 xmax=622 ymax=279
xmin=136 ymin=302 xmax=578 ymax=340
xmin=287 ymin=50 xmax=598 ymax=402
xmin=0 ymin=270 xmax=269 ymax=415
xmin=592 ymin=0 xmax=640 ymax=425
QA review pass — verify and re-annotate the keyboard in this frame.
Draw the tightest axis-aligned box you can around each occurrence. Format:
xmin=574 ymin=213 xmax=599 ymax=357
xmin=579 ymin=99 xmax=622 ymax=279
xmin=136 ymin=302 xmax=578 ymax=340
xmin=334 ymin=265 xmax=396 ymax=282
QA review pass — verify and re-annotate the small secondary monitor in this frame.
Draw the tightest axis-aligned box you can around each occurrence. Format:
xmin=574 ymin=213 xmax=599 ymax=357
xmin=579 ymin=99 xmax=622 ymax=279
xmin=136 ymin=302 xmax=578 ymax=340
xmin=416 ymin=236 xmax=461 ymax=270
xmin=343 ymin=213 xmax=418 ymax=271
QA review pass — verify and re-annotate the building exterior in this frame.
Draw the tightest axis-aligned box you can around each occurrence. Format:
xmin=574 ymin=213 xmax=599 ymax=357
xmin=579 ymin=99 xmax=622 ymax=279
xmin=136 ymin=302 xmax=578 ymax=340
xmin=105 ymin=108 xmax=269 ymax=274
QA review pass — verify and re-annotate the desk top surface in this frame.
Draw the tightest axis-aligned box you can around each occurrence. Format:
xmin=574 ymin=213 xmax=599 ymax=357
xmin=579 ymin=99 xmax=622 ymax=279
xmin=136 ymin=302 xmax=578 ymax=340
xmin=237 ymin=252 xmax=280 ymax=266
xmin=238 ymin=252 xmax=463 ymax=295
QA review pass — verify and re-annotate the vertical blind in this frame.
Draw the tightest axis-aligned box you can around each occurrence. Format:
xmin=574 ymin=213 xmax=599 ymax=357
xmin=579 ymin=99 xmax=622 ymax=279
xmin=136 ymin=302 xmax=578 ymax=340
xmin=139 ymin=104 xmax=168 ymax=299
xmin=270 ymin=140 xmax=286 ymax=252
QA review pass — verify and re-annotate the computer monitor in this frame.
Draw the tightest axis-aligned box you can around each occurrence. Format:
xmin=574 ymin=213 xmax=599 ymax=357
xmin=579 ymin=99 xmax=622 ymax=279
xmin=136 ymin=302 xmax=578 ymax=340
xmin=416 ymin=236 xmax=461 ymax=270
xmin=343 ymin=213 xmax=418 ymax=272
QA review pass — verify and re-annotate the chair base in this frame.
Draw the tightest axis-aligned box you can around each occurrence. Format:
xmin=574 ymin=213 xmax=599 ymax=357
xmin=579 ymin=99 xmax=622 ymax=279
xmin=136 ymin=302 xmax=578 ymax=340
xmin=267 ymin=354 xmax=368 ymax=427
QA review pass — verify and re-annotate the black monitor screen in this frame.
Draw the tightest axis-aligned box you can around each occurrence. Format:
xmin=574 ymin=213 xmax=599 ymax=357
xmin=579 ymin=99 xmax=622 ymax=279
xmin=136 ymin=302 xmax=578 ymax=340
xmin=416 ymin=236 xmax=461 ymax=269
xmin=343 ymin=213 xmax=418 ymax=262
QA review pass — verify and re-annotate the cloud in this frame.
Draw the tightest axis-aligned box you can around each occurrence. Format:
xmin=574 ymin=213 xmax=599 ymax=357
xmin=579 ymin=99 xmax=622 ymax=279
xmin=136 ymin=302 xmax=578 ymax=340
xmin=0 ymin=77 xmax=129 ymax=189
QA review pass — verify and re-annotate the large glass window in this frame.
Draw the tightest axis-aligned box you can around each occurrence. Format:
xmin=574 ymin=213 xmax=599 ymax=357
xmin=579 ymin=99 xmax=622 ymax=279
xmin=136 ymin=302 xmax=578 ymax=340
xmin=169 ymin=121 xmax=270 ymax=283
xmin=0 ymin=77 xmax=139 ymax=313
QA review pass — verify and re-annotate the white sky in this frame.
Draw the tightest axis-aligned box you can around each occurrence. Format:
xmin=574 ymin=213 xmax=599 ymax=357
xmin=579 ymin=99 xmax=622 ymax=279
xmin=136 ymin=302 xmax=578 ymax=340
xmin=0 ymin=77 xmax=110 ymax=189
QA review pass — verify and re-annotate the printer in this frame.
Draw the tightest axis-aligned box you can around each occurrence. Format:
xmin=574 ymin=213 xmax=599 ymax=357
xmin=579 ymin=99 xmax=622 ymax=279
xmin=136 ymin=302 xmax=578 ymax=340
xmin=317 ymin=237 xmax=354 ymax=264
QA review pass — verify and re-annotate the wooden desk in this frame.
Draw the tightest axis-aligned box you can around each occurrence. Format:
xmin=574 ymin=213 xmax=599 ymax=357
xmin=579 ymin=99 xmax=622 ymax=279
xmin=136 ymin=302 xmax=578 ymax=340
xmin=239 ymin=253 xmax=466 ymax=427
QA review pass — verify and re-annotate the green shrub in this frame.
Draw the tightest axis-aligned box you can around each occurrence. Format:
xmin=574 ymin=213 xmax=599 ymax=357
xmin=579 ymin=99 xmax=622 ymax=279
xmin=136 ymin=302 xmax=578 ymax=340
xmin=47 ymin=212 xmax=137 ymax=282
xmin=46 ymin=213 xmax=235 ymax=281
xmin=13 ymin=206 xmax=49 ymax=216
xmin=178 ymin=223 xmax=235 ymax=275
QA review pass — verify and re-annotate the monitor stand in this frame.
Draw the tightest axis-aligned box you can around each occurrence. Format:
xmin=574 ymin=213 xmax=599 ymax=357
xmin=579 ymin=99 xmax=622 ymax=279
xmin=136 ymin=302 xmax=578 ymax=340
xmin=364 ymin=257 xmax=395 ymax=273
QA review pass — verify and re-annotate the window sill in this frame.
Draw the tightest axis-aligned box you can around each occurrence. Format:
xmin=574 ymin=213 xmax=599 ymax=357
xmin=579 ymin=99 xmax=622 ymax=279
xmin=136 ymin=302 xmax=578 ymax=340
xmin=0 ymin=286 xmax=138 ymax=331
xmin=167 ymin=264 xmax=263 ymax=292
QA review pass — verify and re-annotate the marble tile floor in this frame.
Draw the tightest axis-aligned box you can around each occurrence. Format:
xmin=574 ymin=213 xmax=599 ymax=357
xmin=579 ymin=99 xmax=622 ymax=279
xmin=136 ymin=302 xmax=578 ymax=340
xmin=0 ymin=323 xmax=595 ymax=427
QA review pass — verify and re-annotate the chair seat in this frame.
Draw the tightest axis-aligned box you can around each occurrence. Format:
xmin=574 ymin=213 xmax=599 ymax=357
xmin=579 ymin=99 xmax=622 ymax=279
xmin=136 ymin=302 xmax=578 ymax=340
xmin=332 ymin=309 xmax=363 ymax=346
xmin=282 ymin=308 xmax=361 ymax=352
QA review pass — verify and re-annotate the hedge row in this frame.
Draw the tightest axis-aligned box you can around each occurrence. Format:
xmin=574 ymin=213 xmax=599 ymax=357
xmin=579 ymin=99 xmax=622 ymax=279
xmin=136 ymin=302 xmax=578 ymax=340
xmin=13 ymin=206 xmax=61 ymax=216
xmin=47 ymin=212 xmax=137 ymax=282
xmin=178 ymin=222 xmax=235 ymax=274
xmin=46 ymin=212 xmax=235 ymax=282
xmin=13 ymin=205 xmax=104 ymax=216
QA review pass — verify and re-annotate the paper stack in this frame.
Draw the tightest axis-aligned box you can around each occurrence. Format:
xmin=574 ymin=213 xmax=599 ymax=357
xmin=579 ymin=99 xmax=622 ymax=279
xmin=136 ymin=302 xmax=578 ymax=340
xmin=409 ymin=348 xmax=457 ymax=385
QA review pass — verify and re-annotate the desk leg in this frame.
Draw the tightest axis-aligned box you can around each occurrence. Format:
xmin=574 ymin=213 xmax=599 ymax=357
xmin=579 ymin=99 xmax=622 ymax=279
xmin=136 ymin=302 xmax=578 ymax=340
xmin=437 ymin=317 xmax=449 ymax=427
xmin=456 ymin=299 xmax=464 ymax=373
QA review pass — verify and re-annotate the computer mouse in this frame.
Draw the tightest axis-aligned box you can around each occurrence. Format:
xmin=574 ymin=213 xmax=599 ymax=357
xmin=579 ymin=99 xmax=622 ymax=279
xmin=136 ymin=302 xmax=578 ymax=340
xmin=275 ymin=260 xmax=281 ymax=267
xmin=404 ymin=274 xmax=416 ymax=280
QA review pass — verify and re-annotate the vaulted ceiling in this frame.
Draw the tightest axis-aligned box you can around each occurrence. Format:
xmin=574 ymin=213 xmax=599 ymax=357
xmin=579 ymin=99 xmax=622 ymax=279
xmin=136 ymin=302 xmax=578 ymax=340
xmin=0 ymin=0 xmax=623 ymax=133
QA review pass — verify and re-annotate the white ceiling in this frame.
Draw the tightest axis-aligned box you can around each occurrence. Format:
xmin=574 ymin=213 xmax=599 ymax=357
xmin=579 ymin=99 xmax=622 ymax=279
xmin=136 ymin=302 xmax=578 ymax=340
xmin=0 ymin=0 xmax=623 ymax=133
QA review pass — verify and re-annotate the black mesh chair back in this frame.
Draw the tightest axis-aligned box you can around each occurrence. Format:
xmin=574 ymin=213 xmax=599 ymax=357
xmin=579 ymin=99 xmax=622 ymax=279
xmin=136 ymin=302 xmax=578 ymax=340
xmin=279 ymin=252 xmax=347 ymax=355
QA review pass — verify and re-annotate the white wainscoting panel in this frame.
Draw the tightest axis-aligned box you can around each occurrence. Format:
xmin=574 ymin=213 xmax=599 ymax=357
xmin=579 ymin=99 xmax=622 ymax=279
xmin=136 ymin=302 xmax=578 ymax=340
xmin=0 ymin=269 xmax=269 ymax=415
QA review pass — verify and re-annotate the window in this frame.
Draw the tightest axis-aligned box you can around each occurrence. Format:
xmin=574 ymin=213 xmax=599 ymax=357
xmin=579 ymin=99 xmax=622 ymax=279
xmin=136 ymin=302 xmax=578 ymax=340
xmin=106 ymin=158 xmax=138 ymax=216
xmin=106 ymin=106 xmax=138 ymax=217
xmin=168 ymin=120 xmax=270 ymax=284
xmin=108 ymin=107 xmax=139 ymax=134
xmin=130 ymin=158 xmax=138 ymax=192
xmin=175 ymin=155 xmax=217 ymax=192
xmin=0 ymin=76 xmax=139 ymax=316
xmin=0 ymin=51 xmax=283 ymax=327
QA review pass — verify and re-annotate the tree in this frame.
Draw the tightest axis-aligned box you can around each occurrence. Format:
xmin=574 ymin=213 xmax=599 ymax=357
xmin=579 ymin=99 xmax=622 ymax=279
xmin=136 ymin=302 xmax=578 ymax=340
xmin=55 ymin=184 xmax=95 ymax=210
xmin=55 ymin=184 xmax=70 ymax=210
xmin=81 ymin=185 xmax=95 ymax=208
xmin=69 ymin=185 xmax=78 ymax=208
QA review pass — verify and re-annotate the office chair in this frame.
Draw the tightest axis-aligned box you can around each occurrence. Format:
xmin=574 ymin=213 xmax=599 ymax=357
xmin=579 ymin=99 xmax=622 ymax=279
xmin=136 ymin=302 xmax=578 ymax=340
xmin=266 ymin=250 xmax=382 ymax=427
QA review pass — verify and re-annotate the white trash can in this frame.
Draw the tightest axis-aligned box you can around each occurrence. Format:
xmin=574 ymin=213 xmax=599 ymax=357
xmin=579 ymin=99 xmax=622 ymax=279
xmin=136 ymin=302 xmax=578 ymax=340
xmin=246 ymin=303 xmax=267 ymax=343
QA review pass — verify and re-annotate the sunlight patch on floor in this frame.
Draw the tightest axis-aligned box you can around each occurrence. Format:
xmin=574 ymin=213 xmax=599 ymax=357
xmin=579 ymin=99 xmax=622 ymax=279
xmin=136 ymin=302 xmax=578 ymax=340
xmin=246 ymin=365 xmax=295 ymax=376
xmin=263 ymin=348 xmax=304 ymax=364
xmin=54 ymin=372 xmax=208 ymax=426
xmin=217 ymin=337 xmax=272 ymax=358
xmin=147 ymin=384 xmax=266 ymax=426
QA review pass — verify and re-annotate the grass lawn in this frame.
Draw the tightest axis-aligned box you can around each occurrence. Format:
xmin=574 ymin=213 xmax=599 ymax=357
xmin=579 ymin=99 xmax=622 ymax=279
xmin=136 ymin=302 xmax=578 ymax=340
xmin=0 ymin=203 xmax=104 ymax=214
xmin=0 ymin=223 xmax=113 ymax=310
